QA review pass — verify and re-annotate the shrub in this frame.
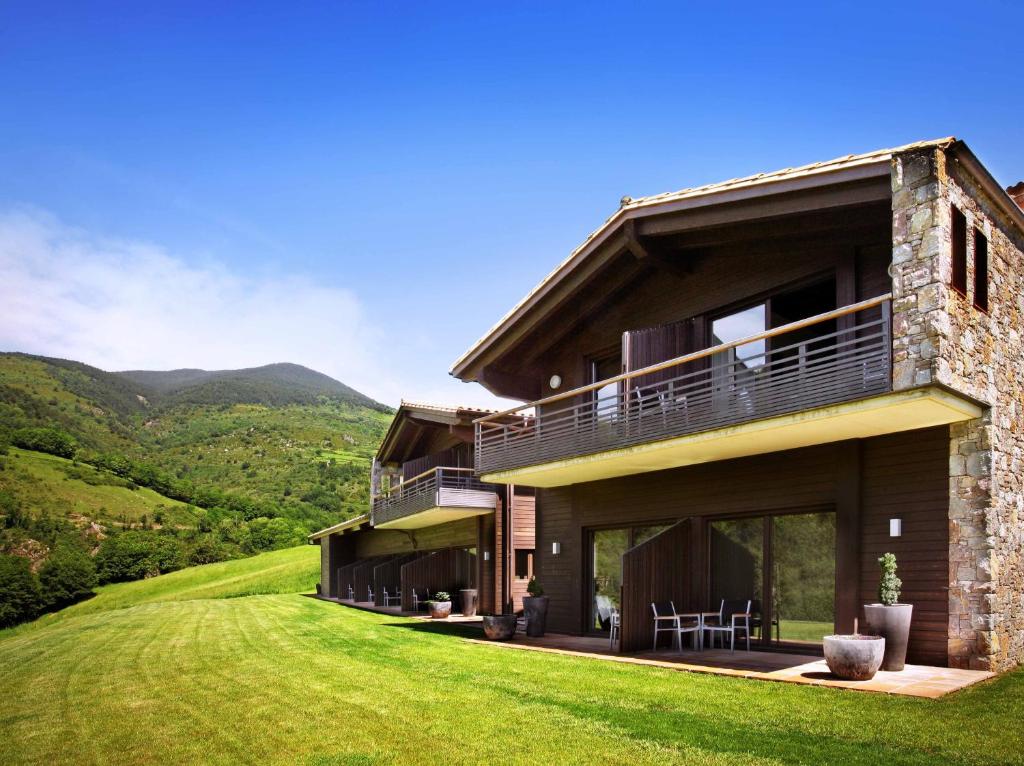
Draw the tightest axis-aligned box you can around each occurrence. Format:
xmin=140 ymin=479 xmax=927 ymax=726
xmin=96 ymin=531 xmax=186 ymax=583
xmin=38 ymin=541 xmax=97 ymax=610
xmin=12 ymin=427 xmax=77 ymax=459
xmin=878 ymin=552 xmax=902 ymax=605
xmin=526 ymin=577 xmax=544 ymax=597
xmin=432 ymin=591 xmax=451 ymax=603
xmin=0 ymin=554 xmax=42 ymax=627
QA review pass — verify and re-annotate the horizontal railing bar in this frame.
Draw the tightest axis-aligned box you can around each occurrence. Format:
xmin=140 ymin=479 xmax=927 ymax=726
xmin=475 ymin=294 xmax=891 ymax=424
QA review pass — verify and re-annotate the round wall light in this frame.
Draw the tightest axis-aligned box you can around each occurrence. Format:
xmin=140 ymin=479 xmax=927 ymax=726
xmin=549 ymin=374 xmax=562 ymax=390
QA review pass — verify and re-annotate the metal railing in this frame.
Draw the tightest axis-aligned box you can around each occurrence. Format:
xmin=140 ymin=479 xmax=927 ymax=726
xmin=371 ymin=467 xmax=496 ymax=526
xmin=475 ymin=295 xmax=892 ymax=475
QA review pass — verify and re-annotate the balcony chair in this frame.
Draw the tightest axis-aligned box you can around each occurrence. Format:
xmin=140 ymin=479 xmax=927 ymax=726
xmin=702 ymin=599 xmax=752 ymax=651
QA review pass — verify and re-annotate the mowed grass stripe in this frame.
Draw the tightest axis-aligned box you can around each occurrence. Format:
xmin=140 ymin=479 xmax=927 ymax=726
xmin=2 ymin=546 xmax=1023 ymax=765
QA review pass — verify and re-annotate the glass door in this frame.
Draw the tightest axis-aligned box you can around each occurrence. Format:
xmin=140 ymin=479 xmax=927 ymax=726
xmin=710 ymin=304 xmax=767 ymax=416
xmin=589 ymin=524 xmax=671 ymax=632
xmin=707 ymin=510 xmax=835 ymax=648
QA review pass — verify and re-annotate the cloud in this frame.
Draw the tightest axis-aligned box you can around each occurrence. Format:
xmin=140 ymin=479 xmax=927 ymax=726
xmin=0 ymin=207 xmax=408 ymax=402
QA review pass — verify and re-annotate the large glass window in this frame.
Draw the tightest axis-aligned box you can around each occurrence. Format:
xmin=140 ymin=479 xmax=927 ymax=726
xmin=708 ymin=511 xmax=835 ymax=647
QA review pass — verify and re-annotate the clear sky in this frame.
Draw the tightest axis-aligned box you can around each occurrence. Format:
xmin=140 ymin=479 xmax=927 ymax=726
xmin=1 ymin=1 xmax=1021 ymax=407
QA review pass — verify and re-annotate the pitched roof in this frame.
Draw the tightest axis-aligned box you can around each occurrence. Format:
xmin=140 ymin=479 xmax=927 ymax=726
xmin=449 ymin=137 xmax=960 ymax=380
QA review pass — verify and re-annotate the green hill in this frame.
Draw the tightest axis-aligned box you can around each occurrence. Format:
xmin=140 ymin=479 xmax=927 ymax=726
xmin=0 ymin=352 xmax=392 ymax=533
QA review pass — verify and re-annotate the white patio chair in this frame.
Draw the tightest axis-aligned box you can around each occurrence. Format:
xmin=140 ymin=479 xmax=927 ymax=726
xmin=383 ymin=587 xmax=401 ymax=607
xmin=651 ymin=601 xmax=680 ymax=650
xmin=609 ymin=608 xmax=621 ymax=650
xmin=702 ymin=599 xmax=752 ymax=651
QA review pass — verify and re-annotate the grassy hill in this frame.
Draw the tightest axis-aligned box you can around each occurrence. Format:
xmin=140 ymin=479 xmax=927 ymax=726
xmin=1 ymin=547 xmax=1022 ymax=765
xmin=0 ymin=352 xmax=392 ymax=535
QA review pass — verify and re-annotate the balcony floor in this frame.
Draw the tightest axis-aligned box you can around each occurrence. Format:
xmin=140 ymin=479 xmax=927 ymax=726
xmin=480 ymin=385 xmax=983 ymax=488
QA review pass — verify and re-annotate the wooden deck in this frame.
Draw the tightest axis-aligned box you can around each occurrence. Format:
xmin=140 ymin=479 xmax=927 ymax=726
xmin=466 ymin=633 xmax=993 ymax=698
xmin=316 ymin=597 xmax=992 ymax=698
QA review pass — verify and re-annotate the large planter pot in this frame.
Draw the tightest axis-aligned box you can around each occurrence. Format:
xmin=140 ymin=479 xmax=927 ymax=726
xmin=460 ymin=588 xmax=479 ymax=617
xmin=862 ymin=603 xmax=913 ymax=671
xmin=823 ymin=635 xmax=885 ymax=681
xmin=522 ymin=596 xmax=549 ymax=637
xmin=428 ymin=601 xmax=452 ymax=619
xmin=482 ymin=614 xmax=517 ymax=640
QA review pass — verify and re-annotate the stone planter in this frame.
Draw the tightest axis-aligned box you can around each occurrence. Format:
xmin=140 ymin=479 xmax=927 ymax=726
xmin=428 ymin=601 xmax=452 ymax=619
xmin=522 ymin=596 xmax=549 ymax=637
xmin=863 ymin=603 xmax=913 ymax=671
xmin=482 ymin=614 xmax=517 ymax=640
xmin=823 ymin=635 xmax=885 ymax=681
xmin=460 ymin=588 xmax=478 ymax=617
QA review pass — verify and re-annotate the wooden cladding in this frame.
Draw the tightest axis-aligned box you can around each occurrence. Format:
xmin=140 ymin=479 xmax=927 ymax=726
xmin=623 ymin=318 xmax=702 ymax=391
xmin=373 ymin=554 xmax=416 ymax=606
xmin=399 ymin=548 xmax=474 ymax=612
xmin=403 ymin=445 xmax=473 ymax=480
xmin=620 ymin=521 xmax=691 ymax=652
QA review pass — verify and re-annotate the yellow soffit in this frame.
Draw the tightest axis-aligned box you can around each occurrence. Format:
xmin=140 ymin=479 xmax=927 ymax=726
xmin=373 ymin=506 xmax=494 ymax=531
xmin=480 ymin=387 xmax=983 ymax=488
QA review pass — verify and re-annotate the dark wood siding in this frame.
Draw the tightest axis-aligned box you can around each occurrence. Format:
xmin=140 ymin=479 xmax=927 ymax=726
xmin=373 ymin=554 xmax=416 ymax=606
xmin=534 ymin=427 xmax=951 ymax=665
xmin=860 ymin=429 xmax=950 ymax=666
xmin=400 ymin=549 xmax=469 ymax=612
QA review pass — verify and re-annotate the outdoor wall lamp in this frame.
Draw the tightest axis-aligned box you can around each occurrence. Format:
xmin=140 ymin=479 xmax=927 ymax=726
xmin=549 ymin=374 xmax=562 ymax=390
xmin=889 ymin=518 xmax=902 ymax=537
xmin=551 ymin=541 xmax=561 ymax=555
xmin=483 ymin=551 xmax=490 ymax=561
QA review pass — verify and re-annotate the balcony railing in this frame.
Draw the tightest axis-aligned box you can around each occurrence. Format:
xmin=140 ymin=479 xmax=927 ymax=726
xmin=475 ymin=295 xmax=892 ymax=476
xmin=371 ymin=467 xmax=497 ymax=526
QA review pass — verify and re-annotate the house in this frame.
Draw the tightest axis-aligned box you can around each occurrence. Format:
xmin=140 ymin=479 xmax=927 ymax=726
xmin=449 ymin=138 xmax=1024 ymax=671
xmin=310 ymin=401 xmax=536 ymax=614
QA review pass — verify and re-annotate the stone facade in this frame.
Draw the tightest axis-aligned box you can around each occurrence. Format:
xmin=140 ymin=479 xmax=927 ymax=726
xmin=891 ymin=146 xmax=1024 ymax=670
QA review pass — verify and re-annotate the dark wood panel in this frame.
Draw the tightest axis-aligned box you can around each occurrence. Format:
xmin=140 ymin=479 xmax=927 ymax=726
xmin=352 ymin=556 xmax=388 ymax=603
xmin=620 ymin=521 xmax=691 ymax=652
xmin=373 ymin=554 xmax=417 ymax=606
xmin=399 ymin=548 xmax=469 ymax=612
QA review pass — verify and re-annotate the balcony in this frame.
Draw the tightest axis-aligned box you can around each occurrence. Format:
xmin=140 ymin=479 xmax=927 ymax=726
xmin=371 ymin=467 xmax=498 ymax=530
xmin=474 ymin=295 xmax=983 ymax=487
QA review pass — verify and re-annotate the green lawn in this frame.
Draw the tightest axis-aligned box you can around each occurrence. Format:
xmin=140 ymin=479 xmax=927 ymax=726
xmin=1 ymin=547 xmax=1022 ymax=765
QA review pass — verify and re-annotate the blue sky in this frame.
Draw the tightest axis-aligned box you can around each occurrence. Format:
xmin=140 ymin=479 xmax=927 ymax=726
xmin=1 ymin=1 xmax=1021 ymax=406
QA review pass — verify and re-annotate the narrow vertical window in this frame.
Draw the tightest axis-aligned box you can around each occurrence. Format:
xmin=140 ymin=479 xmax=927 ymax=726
xmin=974 ymin=228 xmax=989 ymax=312
xmin=951 ymin=204 xmax=968 ymax=295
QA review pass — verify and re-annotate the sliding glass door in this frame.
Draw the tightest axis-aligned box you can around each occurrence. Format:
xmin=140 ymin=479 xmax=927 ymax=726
xmin=590 ymin=524 xmax=670 ymax=632
xmin=708 ymin=510 xmax=835 ymax=647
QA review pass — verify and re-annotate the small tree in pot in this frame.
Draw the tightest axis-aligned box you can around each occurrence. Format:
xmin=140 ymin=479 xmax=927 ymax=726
xmin=863 ymin=553 xmax=913 ymax=671
xmin=522 ymin=577 xmax=549 ymax=637
xmin=427 ymin=591 xmax=452 ymax=619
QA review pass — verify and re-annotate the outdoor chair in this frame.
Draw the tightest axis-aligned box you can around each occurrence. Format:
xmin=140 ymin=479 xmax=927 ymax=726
xmin=650 ymin=601 xmax=680 ymax=650
xmin=702 ymin=599 xmax=752 ymax=651
xmin=383 ymin=587 xmax=401 ymax=607
xmin=366 ymin=585 xmax=374 ymax=603
xmin=346 ymin=584 xmax=354 ymax=601
xmin=608 ymin=608 xmax=621 ymax=650
xmin=411 ymin=588 xmax=429 ymax=611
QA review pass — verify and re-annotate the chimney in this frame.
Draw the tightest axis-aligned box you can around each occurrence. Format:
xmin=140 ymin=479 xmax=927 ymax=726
xmin=1008 ymin=181 xmax=1024 ymax=211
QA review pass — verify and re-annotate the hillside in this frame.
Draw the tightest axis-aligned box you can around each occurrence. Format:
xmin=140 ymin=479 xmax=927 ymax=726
xmin=0 ymin=352 xmax=393 ymax=535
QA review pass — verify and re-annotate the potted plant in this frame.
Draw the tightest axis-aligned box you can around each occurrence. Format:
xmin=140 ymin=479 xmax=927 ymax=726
xmin=823 ymin=620 xmax=885 ymax=681
xmin=522 ymin=577 xmax=549 ymax=637
xmin=863 ymin=552 xmax=913 ymax=671
xmin=427 ymin=591 xmax=452 ymax=619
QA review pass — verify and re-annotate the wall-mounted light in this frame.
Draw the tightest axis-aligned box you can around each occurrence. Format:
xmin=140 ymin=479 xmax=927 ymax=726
xmin=551 ymin=541 xmax=561 ymax=555
xmin=889 ymin=518 xmax=902 ymax=537
xmin=549 ymin=374 xmax=562 ymax=390
xmin=483 ymin=551 xmax=490 ymax=561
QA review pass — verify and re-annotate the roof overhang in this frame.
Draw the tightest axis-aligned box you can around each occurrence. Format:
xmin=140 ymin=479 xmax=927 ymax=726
xmin=308 ymin=514 xmax=370 ymax=542
xmin=372 ymin=505 xmax=494 ymax=530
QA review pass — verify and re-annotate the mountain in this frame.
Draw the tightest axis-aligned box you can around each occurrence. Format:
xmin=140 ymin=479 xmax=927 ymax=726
xmin=0 ymin=352 xmax=393 ymax=533
xmin=117 ymin=362 xmax=389 ymax=410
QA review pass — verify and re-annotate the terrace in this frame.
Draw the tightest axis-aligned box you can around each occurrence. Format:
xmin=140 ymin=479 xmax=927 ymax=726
xmin=370 ymin=466 xmax=498 ymax=529
xmin=474 ymin=294 xmax=982 ymax=487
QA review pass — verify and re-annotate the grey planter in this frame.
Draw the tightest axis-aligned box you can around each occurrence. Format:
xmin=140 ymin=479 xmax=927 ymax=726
xmin=482 ymin=614 xmax=517 ymax=640
xmin=522 ymin=596 xmax=549 ymax=637
xmin=823 ymin=635 xmax=885 ymax=680
xmin=428 ymin=601 xmax=452 ymax=619
xmin=863 ymin=603 xmax=913 ymax=671
xmin=460 ymin=589 xmax=478 ymax=617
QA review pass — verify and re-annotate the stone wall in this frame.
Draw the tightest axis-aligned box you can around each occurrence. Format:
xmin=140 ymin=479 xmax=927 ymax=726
xmin=890 ymin=145 xmax=1024 ymax=670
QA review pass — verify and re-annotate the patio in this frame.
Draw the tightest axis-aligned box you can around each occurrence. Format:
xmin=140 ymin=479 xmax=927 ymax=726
xmin=462 ymin=633 xmax=994 ymax=699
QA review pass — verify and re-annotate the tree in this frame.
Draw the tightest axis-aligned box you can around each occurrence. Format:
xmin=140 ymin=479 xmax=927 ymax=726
xmin=95 ymin=531 xmax=186 ymax=583
xmin=38 ymin=541 xmax=97 ymax=610
xmin=11 ymin=427 xmax=77 ymax=459
xmin=0 ymin=555 xmax=42 ymax=628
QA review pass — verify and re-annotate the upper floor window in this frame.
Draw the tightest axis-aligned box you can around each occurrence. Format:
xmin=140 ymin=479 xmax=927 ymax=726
xmin=974 ymin=229 xmax=989 ymax=312
xmin=951 ymin=204 xmax=968 ymax=296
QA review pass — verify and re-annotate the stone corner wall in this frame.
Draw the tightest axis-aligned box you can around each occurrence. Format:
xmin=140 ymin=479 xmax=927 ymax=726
xmin=890 ymin=146 xmax=1024 ymax=671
